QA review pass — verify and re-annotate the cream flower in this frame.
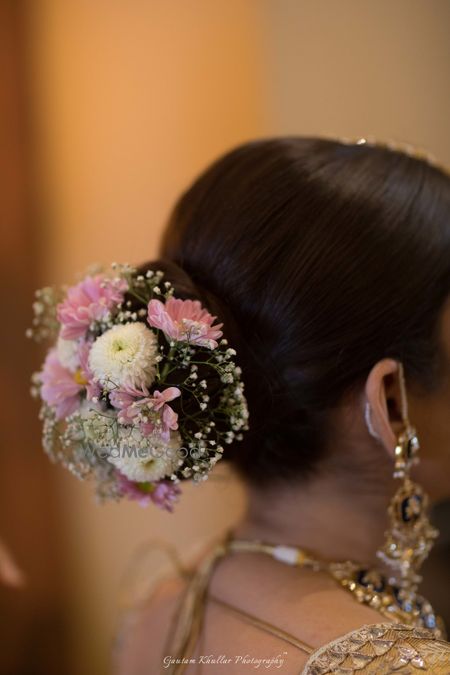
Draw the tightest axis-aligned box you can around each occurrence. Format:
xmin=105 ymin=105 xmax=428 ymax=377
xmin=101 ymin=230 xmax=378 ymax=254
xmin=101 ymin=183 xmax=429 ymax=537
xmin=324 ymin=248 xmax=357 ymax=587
xmin=106 ymin=430 xmax=182 ymax=482
xmin=88 ymin=322 xmax=158 ymax=390
xmin=57 ymin=335 xmax=80 ymax=372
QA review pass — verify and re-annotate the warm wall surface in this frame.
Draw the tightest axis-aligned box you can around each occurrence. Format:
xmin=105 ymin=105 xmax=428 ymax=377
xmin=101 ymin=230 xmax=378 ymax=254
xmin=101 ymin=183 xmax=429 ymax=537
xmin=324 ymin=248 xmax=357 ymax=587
xmin=27 ymin=0 xmax=268 ymax=282
xmin=262 ymin=0 xmax=450 ymax=161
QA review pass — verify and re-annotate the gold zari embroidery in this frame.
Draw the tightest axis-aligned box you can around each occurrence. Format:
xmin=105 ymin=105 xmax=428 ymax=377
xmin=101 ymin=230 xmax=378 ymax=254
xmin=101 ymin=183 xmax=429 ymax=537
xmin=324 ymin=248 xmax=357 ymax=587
xmin=303 ymin=623 xmax=450 ymax=674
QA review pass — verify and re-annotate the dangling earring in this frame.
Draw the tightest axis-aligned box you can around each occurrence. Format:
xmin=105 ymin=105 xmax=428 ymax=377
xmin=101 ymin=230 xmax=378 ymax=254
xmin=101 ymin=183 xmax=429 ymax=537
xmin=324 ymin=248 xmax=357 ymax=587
xmin=376 ymin=361 xmax=439 ymax=626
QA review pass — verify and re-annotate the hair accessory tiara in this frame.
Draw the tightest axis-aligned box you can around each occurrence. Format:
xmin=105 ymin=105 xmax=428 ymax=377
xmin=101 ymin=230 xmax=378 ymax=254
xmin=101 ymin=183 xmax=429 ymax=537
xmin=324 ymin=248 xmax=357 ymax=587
xmin=326 ymin=133 xmax=449 ymax=175
xmin=28 ymin=264 xmax=249 ymax=512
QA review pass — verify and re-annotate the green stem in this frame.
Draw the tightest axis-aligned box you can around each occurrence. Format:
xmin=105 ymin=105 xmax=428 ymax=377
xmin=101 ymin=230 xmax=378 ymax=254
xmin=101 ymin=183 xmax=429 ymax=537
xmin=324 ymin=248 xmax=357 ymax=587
xmin=130 ymin=290 xmax=149 ymax=304
xmin=160 ymin=346 xmax=176 ymax=380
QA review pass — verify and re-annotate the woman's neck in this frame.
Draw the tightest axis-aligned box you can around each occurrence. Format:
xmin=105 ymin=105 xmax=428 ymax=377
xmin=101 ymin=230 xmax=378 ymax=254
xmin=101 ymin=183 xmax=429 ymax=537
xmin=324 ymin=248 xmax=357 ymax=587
xmin=232 ymin=470 xmax=395 ymax=568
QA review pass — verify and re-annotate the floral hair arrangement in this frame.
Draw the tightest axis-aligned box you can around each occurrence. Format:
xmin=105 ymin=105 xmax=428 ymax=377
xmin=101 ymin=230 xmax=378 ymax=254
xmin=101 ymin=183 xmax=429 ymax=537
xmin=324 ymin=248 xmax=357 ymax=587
xmin=28 ymin=264 xmax=249 ymax=512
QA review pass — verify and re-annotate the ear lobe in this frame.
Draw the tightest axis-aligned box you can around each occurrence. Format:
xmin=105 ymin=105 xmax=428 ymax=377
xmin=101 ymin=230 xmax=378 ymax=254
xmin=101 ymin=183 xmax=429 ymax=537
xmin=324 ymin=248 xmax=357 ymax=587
xmin=364 ymin=359 xmax=401 ymax=458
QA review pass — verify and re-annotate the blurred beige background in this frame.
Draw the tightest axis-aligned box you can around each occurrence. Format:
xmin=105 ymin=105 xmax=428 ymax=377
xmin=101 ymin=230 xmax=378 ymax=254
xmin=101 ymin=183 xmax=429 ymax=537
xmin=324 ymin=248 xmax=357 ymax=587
xmin=1 ymin=1 xmax=449 ymax=674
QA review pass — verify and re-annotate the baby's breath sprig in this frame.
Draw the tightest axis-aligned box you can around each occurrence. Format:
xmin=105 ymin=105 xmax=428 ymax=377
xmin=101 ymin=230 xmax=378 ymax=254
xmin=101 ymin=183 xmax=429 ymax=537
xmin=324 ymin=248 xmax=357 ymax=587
xmin=27 ymin=286 xmax=64 ymax=342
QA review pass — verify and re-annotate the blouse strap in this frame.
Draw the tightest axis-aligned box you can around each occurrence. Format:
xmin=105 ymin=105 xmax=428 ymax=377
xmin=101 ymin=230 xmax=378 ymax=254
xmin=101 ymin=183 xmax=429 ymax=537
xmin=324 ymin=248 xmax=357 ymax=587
xmin=162 ymin=535 xmax=231 ymax=675
xmin=208 ymin=594 xmax=314 ymax=655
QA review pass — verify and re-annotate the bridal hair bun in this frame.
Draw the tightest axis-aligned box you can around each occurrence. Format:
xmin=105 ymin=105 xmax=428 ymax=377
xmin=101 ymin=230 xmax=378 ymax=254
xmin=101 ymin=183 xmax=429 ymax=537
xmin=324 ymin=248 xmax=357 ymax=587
xmin=28 ymin=262 xmax=249 ymax=512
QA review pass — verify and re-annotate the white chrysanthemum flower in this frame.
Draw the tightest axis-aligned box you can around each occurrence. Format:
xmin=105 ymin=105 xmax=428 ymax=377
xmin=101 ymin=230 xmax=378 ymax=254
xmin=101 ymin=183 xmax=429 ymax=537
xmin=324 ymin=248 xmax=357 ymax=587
xmin=88 ymin=322 xmax=158 ymax=390
xmin=57 ymin=335 xmax=80 ymax=372
xmin=107 ymin=430 xmax=182 ymax=482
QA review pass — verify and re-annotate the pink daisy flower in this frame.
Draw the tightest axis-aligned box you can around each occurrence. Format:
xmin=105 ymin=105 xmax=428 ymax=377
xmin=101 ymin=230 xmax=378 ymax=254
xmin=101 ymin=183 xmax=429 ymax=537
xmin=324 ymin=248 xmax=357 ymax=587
xmin=115 ymin=472 xmax=181 ymax=512
xmin=110 ymin=385 xmax=181 ymax=439
xmin=150 ymin=480 xmax=182 ymax=512
xmin=57 ymin=275 xmax=128 ymax=340
xmin=141 ymin=388 xmax=181 ymax=439
xmin=147 ymin=297 xmax=223 ymax=349
xmin=108 ymin=384 xmax=144 ymax=423
xmin=39 ymin=349 xmax=83 ymax=419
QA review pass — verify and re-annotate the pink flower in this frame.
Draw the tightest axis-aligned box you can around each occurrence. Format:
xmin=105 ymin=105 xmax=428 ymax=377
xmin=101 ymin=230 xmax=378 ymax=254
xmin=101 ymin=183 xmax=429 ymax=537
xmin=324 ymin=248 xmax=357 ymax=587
xmin=109 ymin=385 xmax=139 ymax=409
xmin=115 ymin=472 xmax=181 ymax=512
xmin=39 ymin=349 xmax=82 ymax=419
xmin=109 ymin=384 xmax=149 ymax=424
xmin=149 ymin=387 xmax=181 ymax=410
xmin=115 ymin=471 xmax=154 ymax=507
xmin=110 ymin=385 xmax=180 ymax=439
xmin=150 ymin=480 xmax=181 ymax=512
xmin=57 ymin=275 xmax=128 ymax=340
xmin=141 ymin=387 xmax=181 ymax=439
xmin=147 ymin=297 xmax=223 ymax=349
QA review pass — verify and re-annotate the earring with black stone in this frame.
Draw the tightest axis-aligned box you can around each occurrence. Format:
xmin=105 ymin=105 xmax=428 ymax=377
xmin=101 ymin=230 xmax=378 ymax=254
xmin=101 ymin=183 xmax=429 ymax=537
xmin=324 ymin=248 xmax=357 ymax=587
xmin=376 ymin=363 xmax=440 ymax=631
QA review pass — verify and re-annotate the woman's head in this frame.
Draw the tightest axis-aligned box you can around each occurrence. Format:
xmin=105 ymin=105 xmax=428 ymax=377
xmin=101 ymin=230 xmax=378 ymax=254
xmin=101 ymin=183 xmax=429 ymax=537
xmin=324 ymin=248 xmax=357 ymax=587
xmin=146 ymin=136 xmax=450 ymax=496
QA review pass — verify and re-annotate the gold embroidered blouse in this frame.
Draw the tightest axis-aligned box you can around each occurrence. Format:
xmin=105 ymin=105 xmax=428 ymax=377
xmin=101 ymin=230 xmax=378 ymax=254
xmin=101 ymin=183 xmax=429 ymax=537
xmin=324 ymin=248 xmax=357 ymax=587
xmin=302 ymin=623 xmax=450 ymax=674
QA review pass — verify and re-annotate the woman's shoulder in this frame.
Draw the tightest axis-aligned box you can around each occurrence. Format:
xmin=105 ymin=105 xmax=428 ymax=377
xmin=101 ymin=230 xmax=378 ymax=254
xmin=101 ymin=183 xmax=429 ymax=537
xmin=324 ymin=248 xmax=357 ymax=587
xmin=113 ymin=573 xmax=189 ymax=675
xmin=302 ymin=623 xmax=450 ymax=674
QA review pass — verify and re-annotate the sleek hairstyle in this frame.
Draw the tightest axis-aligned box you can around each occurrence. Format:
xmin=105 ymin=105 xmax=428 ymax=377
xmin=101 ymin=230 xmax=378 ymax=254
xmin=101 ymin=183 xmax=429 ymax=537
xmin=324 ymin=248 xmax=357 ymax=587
xmin=144 ymin=136 xmax=450 ymax=486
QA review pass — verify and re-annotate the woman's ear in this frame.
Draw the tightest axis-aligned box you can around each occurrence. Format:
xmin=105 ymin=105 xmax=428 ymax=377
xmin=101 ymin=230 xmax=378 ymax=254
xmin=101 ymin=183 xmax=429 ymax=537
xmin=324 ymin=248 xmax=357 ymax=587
xmin=364 ymin=358 xmax=404 ymax=459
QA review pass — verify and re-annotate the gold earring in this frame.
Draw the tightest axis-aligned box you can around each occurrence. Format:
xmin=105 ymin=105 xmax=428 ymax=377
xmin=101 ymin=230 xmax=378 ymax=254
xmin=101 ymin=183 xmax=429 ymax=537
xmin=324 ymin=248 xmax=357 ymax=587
xmin=376 ymin=362 xmax=440 ymax=631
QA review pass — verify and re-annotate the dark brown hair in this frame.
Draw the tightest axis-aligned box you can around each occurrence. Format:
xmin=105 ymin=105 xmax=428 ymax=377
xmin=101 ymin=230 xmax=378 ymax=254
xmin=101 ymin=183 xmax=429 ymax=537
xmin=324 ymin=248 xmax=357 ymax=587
xmin=144 ymin=136 xmax=450 ymax=486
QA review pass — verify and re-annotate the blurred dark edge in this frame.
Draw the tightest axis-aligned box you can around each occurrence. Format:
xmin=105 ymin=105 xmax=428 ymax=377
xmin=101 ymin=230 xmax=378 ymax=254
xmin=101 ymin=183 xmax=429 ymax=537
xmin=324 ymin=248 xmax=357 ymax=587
xmin=0 ymin=2 xmax=71 ymax=674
